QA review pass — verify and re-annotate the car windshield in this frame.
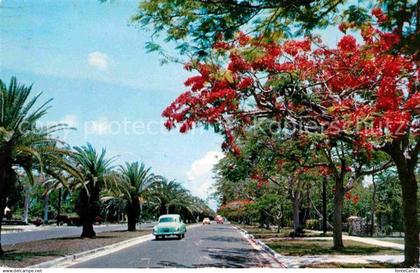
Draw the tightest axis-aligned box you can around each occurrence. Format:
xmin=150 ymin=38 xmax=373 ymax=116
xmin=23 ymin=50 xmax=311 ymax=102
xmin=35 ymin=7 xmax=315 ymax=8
xmin=159 ymin=217 xmax=176 ymax=223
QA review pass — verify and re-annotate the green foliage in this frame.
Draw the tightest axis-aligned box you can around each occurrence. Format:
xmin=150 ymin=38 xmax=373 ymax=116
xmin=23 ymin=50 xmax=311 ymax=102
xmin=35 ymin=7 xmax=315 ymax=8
xmin=133 ymin=0 xmax=419 ymax=57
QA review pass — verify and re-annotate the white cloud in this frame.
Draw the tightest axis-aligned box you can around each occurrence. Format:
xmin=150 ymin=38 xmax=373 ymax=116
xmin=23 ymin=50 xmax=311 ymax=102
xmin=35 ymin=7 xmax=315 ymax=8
xmin=87 ymin=51 xmax=109 ymax=70
xmin=61 ymin=114 xmax=78 ymax=128
xmin=86 ymin=117 xmax=112 ymax=135
xmin=186 ymin=151 xmax=224 ymax=206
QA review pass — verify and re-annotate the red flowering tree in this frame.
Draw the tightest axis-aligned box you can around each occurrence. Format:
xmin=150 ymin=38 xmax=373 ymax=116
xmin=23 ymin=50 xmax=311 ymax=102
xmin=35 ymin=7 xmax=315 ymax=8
xmin=163 ymin=9 xmax=419 ymax=265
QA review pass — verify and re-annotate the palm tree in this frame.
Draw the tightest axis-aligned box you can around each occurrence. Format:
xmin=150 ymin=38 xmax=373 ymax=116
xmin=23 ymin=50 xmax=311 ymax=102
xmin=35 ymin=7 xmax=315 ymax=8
xmin=70 ymin=144 xmax=113 ymax=238
xmin=147 ymin=179 xmax=193 ymax=216
xmin=103 ymin=162 xmax=158 ymax=231
xmin=0 ymin=77 xmax=72 ymax=255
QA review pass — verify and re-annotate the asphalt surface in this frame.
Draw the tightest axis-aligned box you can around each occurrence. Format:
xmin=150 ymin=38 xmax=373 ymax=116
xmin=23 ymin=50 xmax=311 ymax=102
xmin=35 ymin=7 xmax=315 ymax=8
xmin=2 ymin=223 xmax=156 ymax=245
xmin=71 ymin=223 xmax=270 ymax=268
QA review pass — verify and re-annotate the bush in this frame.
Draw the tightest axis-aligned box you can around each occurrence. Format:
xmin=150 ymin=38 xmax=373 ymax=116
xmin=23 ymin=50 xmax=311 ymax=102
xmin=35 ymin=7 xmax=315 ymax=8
xmin=305 ymin=219 xmax=320 ymax=230
xmin=94 ymin=216 xmax=103 ymax=225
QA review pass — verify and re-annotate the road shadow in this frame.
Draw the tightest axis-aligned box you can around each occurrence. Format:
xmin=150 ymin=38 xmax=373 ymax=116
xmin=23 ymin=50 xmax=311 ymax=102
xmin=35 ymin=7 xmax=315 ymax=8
xmin=154 ymin=261 xmax=193 ymax=268
xmin=195 ymin=247 xmax=265 ymax=268
xmin=201 ymin=236 xmax=244 ymax=243
xmin=152 ymin=237 xmax=182 ymax=241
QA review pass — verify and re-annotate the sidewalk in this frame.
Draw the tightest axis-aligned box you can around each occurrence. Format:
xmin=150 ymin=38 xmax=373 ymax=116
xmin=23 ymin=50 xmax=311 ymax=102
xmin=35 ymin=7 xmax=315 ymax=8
xmin=280 ymin=254 xmax=404 ymax=268
xmin=263 ymin=235 xmax=404 ymax=250
xmin=343 ymin=235 xmax=404 ymax=250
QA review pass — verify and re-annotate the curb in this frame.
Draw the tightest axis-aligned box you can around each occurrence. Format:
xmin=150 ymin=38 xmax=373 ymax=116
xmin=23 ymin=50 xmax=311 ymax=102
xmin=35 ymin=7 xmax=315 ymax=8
xmin=233 ymin=225 xmax=286 ymax=268
xmin=31 ymin=224 xmax=201 ymax=268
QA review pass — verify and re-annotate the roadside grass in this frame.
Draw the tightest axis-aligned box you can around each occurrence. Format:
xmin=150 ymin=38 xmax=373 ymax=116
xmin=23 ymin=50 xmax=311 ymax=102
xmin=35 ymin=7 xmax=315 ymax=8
xmin=238 ymin=225 xmax=294 ymax=238
xmin=237 ymin=224 xmax=333 ymax=239
xmin=304 ymin=262 xmax=402 ymax=268
xmin=266 ymin=239 xmax=403 ymax=256
xmin=0 ymin=229 xmax=150 ymax=268
xmin=0 ymin=250 xmax=67 ymax=261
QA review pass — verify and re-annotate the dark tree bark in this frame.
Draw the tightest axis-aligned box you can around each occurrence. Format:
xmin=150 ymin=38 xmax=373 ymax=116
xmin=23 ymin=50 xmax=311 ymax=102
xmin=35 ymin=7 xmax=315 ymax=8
xmin=292 ymin=196 xmax=302 ymax=235
xmin=0 ymin=198 xmax=5 ymax=256
xmin=259 ymin=210 xmax=265 ymax=228
xmin=280 ymin=204 xmax=285 ymax=228
xmin=322 ymin=176 xmax=328 ymax=235
xmin=81 ymin=223 xmax=96 ymax=238
xmin=127 ymin=197 xmax=140 ymax=231
xmin=387 ymin=142 xmax=419 ymax=267
xmin=332 ymin=177 xmax=344 ymax=249
xmin=264 ymin=212 xmax=270 ymax=229
xmin=76 ymin=182 xmax=100 ymax=239
xmin=0 ymin=160 xmax=15 ymax=255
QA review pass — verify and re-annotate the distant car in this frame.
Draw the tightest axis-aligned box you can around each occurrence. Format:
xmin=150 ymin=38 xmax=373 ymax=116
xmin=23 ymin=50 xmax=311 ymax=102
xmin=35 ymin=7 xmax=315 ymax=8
xmin=153 ymin=214 xmax=187 ymax=240
xmin=202 ymin=217 xmax=211 ymax=225
xmin=215 ymin=215 xmax=224 ymax=224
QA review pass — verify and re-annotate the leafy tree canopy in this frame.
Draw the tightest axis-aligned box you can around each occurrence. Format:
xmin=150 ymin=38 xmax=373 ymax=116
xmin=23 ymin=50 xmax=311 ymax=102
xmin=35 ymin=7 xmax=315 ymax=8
xmin=133 ymin=0 xmax=419 ymax=57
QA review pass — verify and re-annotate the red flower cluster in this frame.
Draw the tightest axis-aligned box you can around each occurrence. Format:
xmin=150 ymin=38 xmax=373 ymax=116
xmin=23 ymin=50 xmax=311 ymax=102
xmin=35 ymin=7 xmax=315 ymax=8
xmin=372 ymin=7 xmax=388 ymax=24
xmin=345 ymin=192 xmax=360 ymax=205
xmin=162 ymin=7 xmax=418 ymax=156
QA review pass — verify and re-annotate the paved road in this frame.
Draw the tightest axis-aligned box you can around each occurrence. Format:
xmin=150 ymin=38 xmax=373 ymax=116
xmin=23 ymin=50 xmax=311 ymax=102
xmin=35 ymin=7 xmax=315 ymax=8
xmin=2 ymin=223 xmax=156 ymax=245
xmin=71 ymin=224 xmax=270 ymax=268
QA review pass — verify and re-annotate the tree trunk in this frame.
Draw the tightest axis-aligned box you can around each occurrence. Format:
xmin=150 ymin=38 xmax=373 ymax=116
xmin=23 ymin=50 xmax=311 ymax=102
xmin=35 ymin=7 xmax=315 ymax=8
xmin=322 ymin=176 xmax=328 ymax=235
xmin=370 ymin=174 xmax=376 ymax=237
xmin=292 ymin=196 xmax=302 ymax=235
xmin=127 ymin=197 xmax=140 ymax=232
xmin=57 ymin=189 xmax=62 ymax=226
xmin=43 ymin=193 xmax=49 ymax=225
xmin=76 ymin=185 xmax=99 ymax=239
xmin=387 ymin=143 xmax=419 ymax=267
xmin=280 ymin=204 xmax=285 ymax=228
xmin=265 ymin=212 xmax=270 ymax=229
xmin=139 ymin=202 xmax=143 ymax=227
xmin=259 ymin=210 xmax=264 ymax=228
xmin=81 ymin=223 xmax=96 ymax=238
xmin=400 ymin=172 xmax=418 ymax=266
xmin=0 ymin=198 xmax=5 ymax=256
xmin=332 ymin=178 xmax=344 ymax=250
xmin=0 ymin=163 xmax=15 ymax=256
xmin=22 ymin=190 xmax=30 ymax=224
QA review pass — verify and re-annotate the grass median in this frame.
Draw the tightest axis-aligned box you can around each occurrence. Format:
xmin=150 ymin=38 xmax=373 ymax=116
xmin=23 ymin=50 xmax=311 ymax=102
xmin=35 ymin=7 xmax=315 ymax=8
xmin=265 ymin=239 xmax=403 ymax=256
xmin=0 ymin=229 xmax=150 ymax=268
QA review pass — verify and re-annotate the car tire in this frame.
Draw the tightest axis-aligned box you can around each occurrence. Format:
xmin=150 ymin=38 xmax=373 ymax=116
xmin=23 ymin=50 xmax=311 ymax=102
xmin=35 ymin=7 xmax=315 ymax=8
xmin=155 ymin=236 xmax=160 ymax=240
xmin=177 ymin=234 xmax=182 ymax=240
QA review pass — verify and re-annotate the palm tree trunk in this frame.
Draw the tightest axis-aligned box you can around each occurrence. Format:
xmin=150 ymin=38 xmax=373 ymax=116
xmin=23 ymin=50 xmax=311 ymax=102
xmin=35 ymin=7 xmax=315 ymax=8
xmin=76 ymin=187 xmax=98 ymax=238
xmin=43 ymin=193 xmax=49 ymax=225
xmin=81 ymin=223 xmax=96 ymax=238
xmin=22 ymin=190 xmax=30 ymax=224
xmin=57 ymin=189 xmax=62 ymax=226
xmin=127 ymin=197 xmax=140 ymax=231
xmin=0 ymin=199 xmax=5 ymax=256
xmin=0 ymin=163 xmax=14 ymax=256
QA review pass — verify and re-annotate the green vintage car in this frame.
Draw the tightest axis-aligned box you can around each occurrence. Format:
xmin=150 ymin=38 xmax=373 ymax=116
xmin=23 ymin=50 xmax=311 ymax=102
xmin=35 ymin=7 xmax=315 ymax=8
xmin=153 ymin=214 xmax=187 ymax=240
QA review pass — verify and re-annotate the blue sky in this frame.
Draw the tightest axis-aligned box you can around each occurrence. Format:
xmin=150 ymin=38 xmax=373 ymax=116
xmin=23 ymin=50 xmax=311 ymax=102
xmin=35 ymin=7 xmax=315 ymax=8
xmin=0 ymin=1 xmax=349 ymax=209
xmin=0 ymin=0 xmax=224 ymax=208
